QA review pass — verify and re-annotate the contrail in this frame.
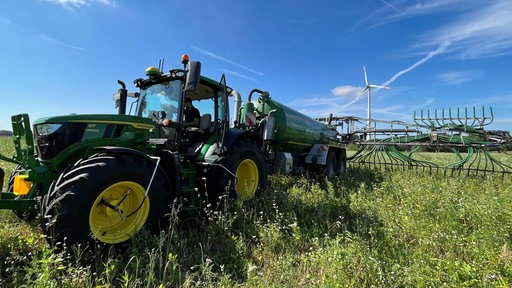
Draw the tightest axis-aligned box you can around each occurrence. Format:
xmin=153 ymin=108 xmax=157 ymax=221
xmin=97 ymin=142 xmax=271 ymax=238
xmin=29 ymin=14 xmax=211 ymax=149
xmin=381 ymin=41 xmax=451 ymax=87
xmin=38 ymin=34 xmax=87 ymax=51
xmin=379 ymin=0 xmax=403 ymax=14
xmin=343 ymin=40 xmax=451 ymax=109
xmin=192 ymin=46 xmax=264 ymax=77
xmin=221 ymin=69 xmax=259 ymax=83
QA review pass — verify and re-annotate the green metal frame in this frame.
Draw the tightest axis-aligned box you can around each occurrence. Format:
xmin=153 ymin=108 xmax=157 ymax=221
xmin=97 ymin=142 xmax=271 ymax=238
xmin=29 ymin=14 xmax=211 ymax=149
xmin=348 ymin=107 xmax=512 ymax=175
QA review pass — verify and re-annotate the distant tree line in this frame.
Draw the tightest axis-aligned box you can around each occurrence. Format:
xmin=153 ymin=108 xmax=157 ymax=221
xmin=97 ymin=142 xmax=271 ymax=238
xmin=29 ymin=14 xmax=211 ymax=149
xmin=0 ymin=130 xmax=13 ymax=136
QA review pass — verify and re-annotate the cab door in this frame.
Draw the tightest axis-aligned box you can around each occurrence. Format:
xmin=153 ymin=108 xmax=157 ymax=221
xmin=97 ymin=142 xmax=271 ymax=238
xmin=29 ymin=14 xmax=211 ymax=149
xmin=216 ymin=74 xmax=229 ymax=149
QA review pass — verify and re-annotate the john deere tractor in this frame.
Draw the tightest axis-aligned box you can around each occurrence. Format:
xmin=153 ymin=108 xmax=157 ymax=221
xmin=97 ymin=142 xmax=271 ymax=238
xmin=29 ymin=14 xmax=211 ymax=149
xmin=0 ymin=55 xmax=345 ymax=249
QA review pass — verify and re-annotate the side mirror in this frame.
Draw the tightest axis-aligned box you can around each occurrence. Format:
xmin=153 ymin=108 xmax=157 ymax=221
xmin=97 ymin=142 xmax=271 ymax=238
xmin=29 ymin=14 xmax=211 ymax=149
xmin=184 ymin=61 xmax=201 ymax=92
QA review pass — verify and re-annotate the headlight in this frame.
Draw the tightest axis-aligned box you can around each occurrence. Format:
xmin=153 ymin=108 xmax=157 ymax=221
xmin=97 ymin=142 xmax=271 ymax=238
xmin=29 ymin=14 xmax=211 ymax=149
xmin=35 ymin=124 xmax=63 ymax=136
xmin=34 ymin=123 xmax=87 ymax=160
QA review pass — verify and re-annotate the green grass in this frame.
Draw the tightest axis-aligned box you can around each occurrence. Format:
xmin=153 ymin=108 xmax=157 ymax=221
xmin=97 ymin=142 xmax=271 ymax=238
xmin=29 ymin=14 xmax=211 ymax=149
xmin=0 ymin=136 xmax=16 ymax=187
xmin=1 ymin=136 xmax=512 ymax=287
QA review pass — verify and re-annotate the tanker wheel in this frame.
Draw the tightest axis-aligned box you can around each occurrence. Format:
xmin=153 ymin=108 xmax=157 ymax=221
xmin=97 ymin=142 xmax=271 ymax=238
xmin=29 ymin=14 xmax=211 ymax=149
xmin=6 ymin=165 xmax=37 ymax=220
xmin=325 ymin=151 xmax=337 ymax=179
xmin=337 ymin=150 xmax=347 ymax=175
xmin=41 ymin=153 xmax=172 ymax=249
xmin=214 ymin=138 xmax=267 ymax=202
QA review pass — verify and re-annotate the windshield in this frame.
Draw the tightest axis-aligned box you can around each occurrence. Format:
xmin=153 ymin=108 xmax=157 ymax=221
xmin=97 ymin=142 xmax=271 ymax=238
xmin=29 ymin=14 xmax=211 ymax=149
xmin=136 ymin=80 xmax=182 ymax=122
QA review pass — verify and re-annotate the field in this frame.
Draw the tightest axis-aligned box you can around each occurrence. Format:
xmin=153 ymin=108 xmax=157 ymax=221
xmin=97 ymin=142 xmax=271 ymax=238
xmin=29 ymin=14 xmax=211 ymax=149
xmin=1 ymin=136 xmax=512 ymax=287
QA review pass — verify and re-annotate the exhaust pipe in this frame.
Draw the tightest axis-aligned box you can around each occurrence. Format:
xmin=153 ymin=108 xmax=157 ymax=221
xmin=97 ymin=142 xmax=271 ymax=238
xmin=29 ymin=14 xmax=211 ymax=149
xmin=231 ymin=90 xmax=242 ymax=125
xmin=116 ymin=80 xmax=127 ymax=115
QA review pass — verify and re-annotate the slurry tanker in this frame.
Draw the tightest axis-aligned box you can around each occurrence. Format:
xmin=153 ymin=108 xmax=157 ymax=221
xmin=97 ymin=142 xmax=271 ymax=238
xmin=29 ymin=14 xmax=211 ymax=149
xmin=0 ymin=55 xmax=346 ymax=248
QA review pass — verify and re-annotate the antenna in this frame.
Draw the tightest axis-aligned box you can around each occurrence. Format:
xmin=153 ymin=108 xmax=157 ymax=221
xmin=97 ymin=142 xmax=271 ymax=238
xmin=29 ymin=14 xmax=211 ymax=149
xmin=359 ymin=65 xmax=390 ymax=137
xmin=158 ymin=58 xmax=165 ymax=71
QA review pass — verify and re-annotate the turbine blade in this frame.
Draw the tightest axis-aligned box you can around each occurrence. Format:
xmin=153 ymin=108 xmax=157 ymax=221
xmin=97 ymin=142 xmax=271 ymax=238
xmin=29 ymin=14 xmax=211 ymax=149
xmin=369 ymin=84 xmax=391 ymax=89
xmin=363 ymin=65 xmax=369 ymax=85
xmin=359 ymin=86 xmax=369 ymax=97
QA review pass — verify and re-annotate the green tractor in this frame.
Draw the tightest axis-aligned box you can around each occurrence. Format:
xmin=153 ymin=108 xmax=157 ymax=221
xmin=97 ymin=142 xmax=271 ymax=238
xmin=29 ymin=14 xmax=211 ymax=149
xmin=0 ymin=55 xmax=345 ymax=248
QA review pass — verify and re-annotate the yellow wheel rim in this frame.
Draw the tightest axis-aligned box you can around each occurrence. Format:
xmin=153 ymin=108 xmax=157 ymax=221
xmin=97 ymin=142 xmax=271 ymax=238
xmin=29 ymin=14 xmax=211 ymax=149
xmin=89 ymin=181 xmax=150 ymax=244
xmin=235 ymin=158 xmax=259 ymax=199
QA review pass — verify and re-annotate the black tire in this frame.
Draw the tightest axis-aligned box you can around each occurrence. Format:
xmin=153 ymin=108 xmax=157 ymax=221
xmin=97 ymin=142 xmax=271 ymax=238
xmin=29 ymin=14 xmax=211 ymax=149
xmin=41 ymin=153 xmax=172 ymax=249
xmin=6 ymin=165 xmax=21 ymax=192
xmin=6 ymin=165 xmax=37 ymax=220
xmin=0 ymin=167 xmax=4 ymax=192
xmin=325 ymin=151 xmax=337 ymax=179
xmin=337 ymin=149 xmax=347 ymax=175
xmin=212 ymin=138 xmax=267 ymax=202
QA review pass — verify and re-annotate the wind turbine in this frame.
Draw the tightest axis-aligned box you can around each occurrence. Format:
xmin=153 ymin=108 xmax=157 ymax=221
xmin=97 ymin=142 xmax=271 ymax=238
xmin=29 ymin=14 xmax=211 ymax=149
xmin=359 ymin=65 xmax=390 ymax=135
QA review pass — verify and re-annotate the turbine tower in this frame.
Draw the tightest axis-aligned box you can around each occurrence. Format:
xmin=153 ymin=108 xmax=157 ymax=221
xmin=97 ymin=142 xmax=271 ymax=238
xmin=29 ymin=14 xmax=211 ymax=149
xmin=359 ymin=65 xmax=390 ymax=135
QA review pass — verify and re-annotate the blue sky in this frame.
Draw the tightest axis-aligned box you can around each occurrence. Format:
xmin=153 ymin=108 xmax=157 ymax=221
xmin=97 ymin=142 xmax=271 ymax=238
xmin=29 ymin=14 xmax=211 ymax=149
xmin=1 ymin=0 xmax=511 ymax=132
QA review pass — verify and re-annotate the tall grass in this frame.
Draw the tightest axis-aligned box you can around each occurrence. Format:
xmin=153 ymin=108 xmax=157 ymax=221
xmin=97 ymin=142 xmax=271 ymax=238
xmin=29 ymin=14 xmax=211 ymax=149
xmin=1 ymin=136 xmax=512 ymax=287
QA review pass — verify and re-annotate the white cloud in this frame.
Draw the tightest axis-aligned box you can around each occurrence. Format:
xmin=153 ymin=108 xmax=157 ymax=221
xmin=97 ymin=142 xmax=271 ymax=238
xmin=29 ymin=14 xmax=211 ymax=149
xmin=437 ymin=70 xmax=484 ymax=85
xmin=289 ymin=95 xmax=354 ymax=117
xmin=413 ymin=98 xmax=436 ymax=110
xmin=44 ymin=0 xmax=116 ymax=8
xmin=96 ymin=0 xmax=116 ymax=7
xmin=418 ymin=0 xmax=512 ymax=59
xmin=372 ymin=0 xmax=512 ymax=60
xmin=373 ymin=104 xmax=410 ymax=119
xmin=301 ymin=1 xmax=512 ymax=126
xmin=465 ymin=94 xmax=512 ymax=109
xmin=366 ymin=0 xmax=476 ymax=29
xmin=331 ymin=85 xmax=362 ymax=97
xmin=493 ymin=118 xmax=512 ymax=125
xmin=44 ymin=0 xmax=89 ymax=8
xmin=353 ymin=0 xmax=512 ymax=83
xmin=351 ymin=0 xmax=470 ymax=32
xmin=340 ymin=1 xmax=512 ymax=111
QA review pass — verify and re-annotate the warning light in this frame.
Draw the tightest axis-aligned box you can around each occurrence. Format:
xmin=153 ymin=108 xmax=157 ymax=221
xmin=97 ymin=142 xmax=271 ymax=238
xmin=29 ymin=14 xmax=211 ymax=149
xmin=181 ymin=54 xmax=190 ymax=65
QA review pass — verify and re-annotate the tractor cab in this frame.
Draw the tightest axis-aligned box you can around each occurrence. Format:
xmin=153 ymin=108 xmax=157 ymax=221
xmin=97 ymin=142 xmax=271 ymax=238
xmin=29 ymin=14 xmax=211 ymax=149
xmin=117 ymin=55 xmax=232 ymax=153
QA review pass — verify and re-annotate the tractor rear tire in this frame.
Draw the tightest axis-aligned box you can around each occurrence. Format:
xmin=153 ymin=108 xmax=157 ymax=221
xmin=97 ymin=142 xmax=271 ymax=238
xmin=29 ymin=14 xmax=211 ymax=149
xmin=41 ymin=153 xmax=172 ymax=249
xmin=213 ymin=138 xmax=267 ymax=203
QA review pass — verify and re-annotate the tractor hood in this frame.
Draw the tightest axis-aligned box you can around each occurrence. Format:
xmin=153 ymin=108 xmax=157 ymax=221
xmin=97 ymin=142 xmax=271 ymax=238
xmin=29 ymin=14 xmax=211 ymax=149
xmin=33 ymin=114 xmax=156 ymax=130
xmin=33 ymin=114 xmax=157 ymax=160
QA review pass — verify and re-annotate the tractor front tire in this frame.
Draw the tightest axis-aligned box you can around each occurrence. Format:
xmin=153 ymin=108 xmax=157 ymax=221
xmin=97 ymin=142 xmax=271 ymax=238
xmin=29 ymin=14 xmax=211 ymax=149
xmin=41 ymin=153 xmax=171 ymax=249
